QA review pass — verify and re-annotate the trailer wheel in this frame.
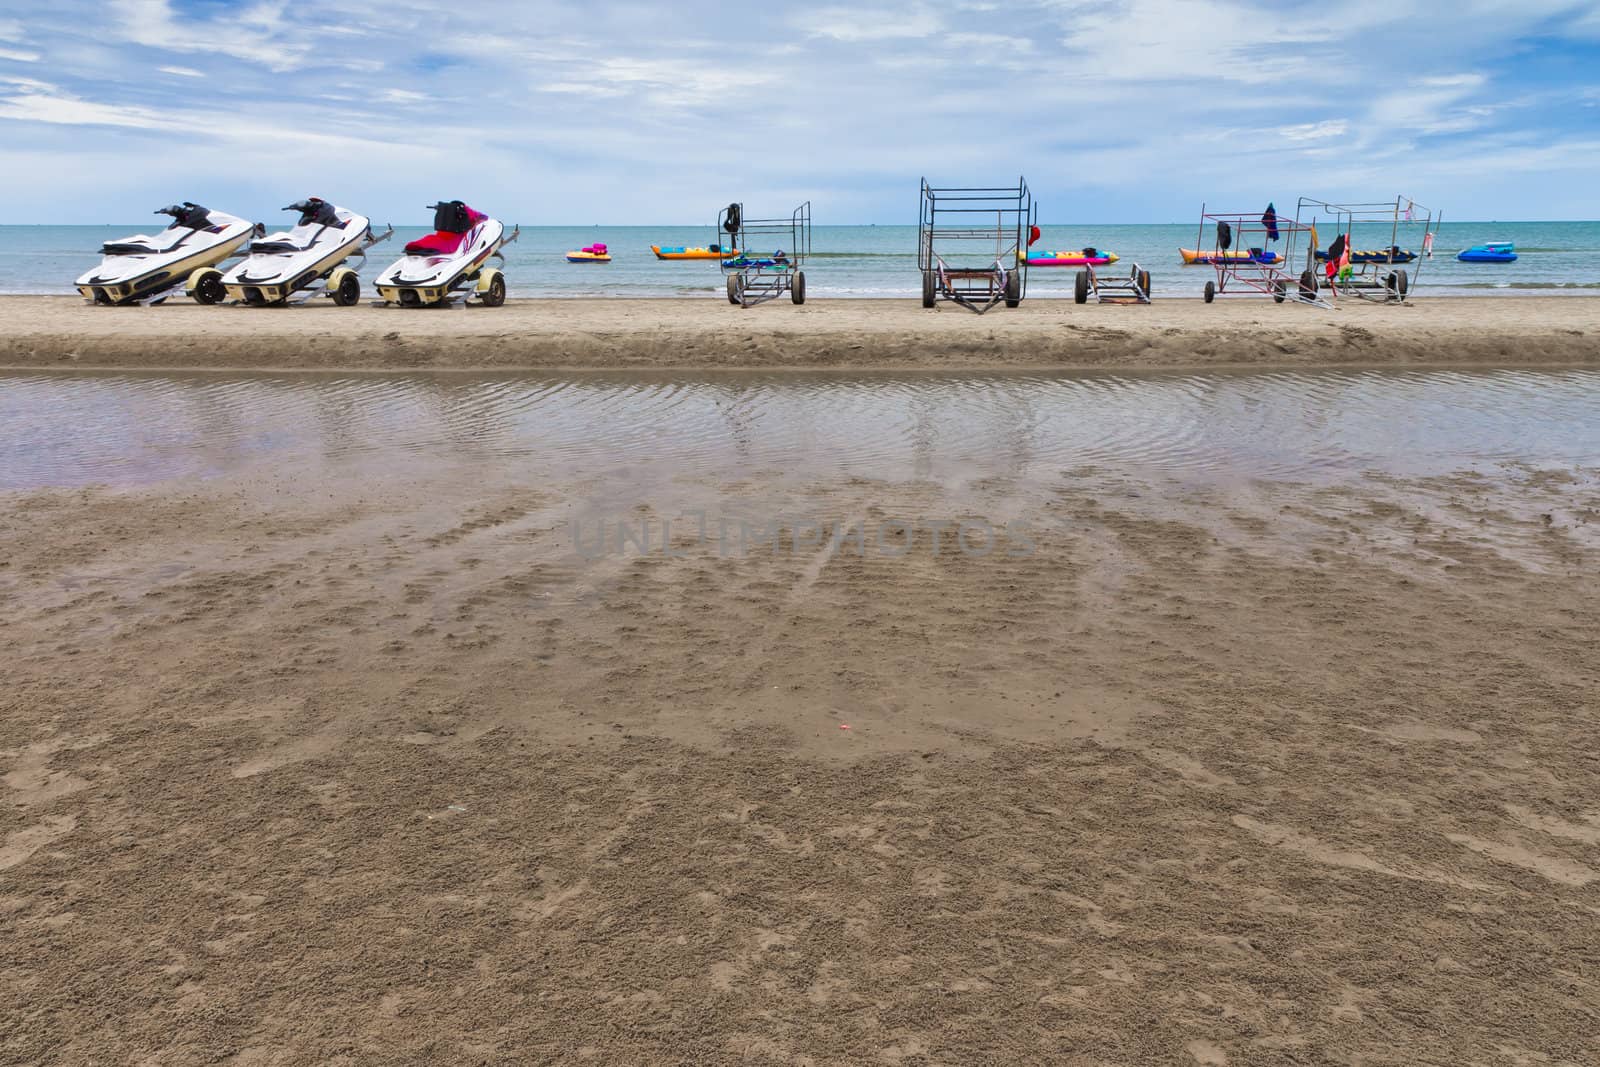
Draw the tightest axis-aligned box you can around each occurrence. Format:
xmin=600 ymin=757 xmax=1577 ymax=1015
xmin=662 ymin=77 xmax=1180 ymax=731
xmin=1299 ymin=270 xmax=1316 ymax=300
xmin=1137 ymin=270 xmax=1151 ymax=300
xmin=791 ymin=271 xmax=806 ymax=305
xmin=1003 ymin=270 xmax=1022 ymax=308
xmin=921 ymin=270 xmax=936 ymax=308
xmin=1074 ymin=270 xmax=1089 ymax=304
xmin=1395 ymin=269 xmax=1409 ymax=297
xmin=330 ymin=269 xmax=360 ymax=307
xmin=1203 ymin=280 xmax=1215 ymax=304
xmin=727 ymin=274 xmax=743 ymax=305
xmin=477 ymin=269 xmax=506 ymax=308
xmin=190 ymin=268 xmax=225 ymax=305
xmin=1273 ymin=280 xmax=1287 ymax=304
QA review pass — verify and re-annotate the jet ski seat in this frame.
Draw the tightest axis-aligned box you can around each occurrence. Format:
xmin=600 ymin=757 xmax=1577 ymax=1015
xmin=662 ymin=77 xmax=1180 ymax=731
xmin=404 ymin=200 xmax=487 ymax=257
xmin=101 ymin=202 xmax=216 ymax=256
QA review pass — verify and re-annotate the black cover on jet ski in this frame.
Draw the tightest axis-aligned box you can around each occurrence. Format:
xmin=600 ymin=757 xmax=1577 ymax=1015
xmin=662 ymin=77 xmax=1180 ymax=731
xmin=100 ymin=203 xmax=216 ymax=255
xmin=432 ymin=201 xmax=472 ymax=233
xmin=251 ymin=198 xmax=345 ymax=253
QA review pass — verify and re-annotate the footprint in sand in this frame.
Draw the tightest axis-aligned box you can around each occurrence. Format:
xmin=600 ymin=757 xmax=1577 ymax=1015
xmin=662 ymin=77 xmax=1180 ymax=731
xmin=1445 ymin=833 xmax=1596 ymax=887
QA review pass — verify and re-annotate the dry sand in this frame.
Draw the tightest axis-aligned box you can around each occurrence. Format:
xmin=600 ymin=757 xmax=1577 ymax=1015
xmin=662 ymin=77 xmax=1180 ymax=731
xmin=2 ymin=293 xmax=1598 ymax=371
xmin=3 ymin=429 xmax=1599 ymax=1061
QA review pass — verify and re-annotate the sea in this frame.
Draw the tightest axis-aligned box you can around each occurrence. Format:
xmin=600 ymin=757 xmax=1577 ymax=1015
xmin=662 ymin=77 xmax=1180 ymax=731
xmin=5 ymin=220 xmax=1598 ymax=301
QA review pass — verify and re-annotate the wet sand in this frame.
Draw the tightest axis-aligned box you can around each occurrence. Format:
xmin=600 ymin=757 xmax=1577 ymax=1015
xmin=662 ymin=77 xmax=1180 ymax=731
xmin=3 ymin=293 xmax=1598 ymax=371
xmin=3 ymin=369 xmax=1599 ymax=1062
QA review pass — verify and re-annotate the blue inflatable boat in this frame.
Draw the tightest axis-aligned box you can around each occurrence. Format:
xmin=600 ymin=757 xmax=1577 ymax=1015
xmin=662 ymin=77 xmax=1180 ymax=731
xmin=1457 ymin=242 xmax=1516 ymax=263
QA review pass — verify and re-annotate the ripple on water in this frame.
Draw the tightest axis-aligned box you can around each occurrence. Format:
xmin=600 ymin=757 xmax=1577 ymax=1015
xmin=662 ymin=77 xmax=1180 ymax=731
xmin=0 ymin=368 xmax=1597 ymax=490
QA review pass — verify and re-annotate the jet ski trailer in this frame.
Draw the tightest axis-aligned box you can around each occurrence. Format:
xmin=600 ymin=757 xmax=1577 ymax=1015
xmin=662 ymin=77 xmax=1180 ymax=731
xmin=1294 ymin=196 xmax=1439 ymax=302
xmin=220 ymin=198 xmax=392 ymax=307
xmin=373 ymin=201 xmax=518 ymax=308
xmin=918 ymin=177 xmax=1033 ymax=313
xmin=718 ymin=201 xmax=811 ymax=307
xmin=75 ymin=203 xmax=256 ymax=306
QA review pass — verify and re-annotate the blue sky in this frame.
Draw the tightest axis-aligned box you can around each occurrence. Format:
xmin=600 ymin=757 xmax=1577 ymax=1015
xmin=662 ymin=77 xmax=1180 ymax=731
xmin=0 ymin=0 xmax=1597 ymax=224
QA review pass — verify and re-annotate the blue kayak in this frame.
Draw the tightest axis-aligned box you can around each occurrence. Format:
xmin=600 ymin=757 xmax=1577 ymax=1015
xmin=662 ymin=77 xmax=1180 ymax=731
xmin=1457 ymin=242 xmax=1516 ymax=263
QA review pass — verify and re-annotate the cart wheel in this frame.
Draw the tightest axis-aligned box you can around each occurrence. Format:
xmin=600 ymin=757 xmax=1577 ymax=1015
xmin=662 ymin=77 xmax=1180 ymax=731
xmin=1203 ymin=280 xmax=1215 ymax=304
xmin=1073 ymin=270 xmax=1089 ymax=304
xmin=1273 ymin=280 xmax=1287 ymax=304
xmin=477 ymin=269 xmax=506 ymax=308
xmin=1395 ymin=269 xmax=1409 ymax=297
xmin=727 ymin=274 xmax=743 ymax=305
xmin=1004 ymin=270 xmax=1022 ymax=308
xmin=1137 ymin=270 xmax=1151 ymax=300
xmin=190 ymin=268 xmax=225 ymax=305
xmin=791 ymin=270 xmax=806 ymax=305
xmin=330 ymin=269 xmax=360 ymax=307
xmin=921 ymin=270 xmax=936 ymax=309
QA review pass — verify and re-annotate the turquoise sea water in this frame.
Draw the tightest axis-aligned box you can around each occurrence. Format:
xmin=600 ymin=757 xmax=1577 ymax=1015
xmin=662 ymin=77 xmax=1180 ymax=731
xmin=5 ymin=220 xmax=1598 ymax=300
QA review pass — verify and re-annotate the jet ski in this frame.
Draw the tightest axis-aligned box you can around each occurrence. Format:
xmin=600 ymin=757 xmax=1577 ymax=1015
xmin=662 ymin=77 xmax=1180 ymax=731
xmin=75 ymin=202 xmax=255 ymax=305
xmin=221 ymin=198 xmax=392 ymax=306
xmin=373 ymin=200 xmax=518 ymax=307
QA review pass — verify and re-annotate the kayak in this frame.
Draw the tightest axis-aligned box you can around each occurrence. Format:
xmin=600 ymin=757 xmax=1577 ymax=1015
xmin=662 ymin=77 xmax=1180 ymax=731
xmin=1314 ymin=247 xmax=1417 ymax=264
xmin=652 ymin=245 xmax=738 ymax=260
xmin=1026 ymin=249 xmax=1119 ymax=267
xmin=1180 ymin=248 xmax=1282 ymax=265
xmin=1457 ymin=242 xmax=1516 ymax=263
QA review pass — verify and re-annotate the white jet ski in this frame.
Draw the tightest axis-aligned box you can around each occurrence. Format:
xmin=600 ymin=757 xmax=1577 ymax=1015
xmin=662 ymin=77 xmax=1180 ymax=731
xmin=220 ymin=197 xmax=392 ymax=306
xmin=75 ymin=202 xmax=255 ymax=305
xmin=373 ymin=200 xmax=517 ymax=307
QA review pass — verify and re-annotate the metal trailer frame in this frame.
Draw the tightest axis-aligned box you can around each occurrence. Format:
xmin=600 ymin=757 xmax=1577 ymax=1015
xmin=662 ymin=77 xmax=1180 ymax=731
xmin=1293 ymin=196 xmax=1440 ymax=303
xmin=1194 ymin=206 xmax=1331 ymax=308
xmin=918 ymin=177 xmax=1034 ymax=313
xmin=718 ymin=202 xmax=811 ymax=307
xmin=1074 ymin=261 xmax=1152 ymax=305
xmin=229 ymin=225 xmax=394 ymax=307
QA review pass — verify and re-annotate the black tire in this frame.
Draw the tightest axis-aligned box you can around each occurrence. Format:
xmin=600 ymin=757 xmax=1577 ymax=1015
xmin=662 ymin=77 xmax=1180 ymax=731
xmin=791 ymin=270 xmax=805 ymax=305
xmin=1299 ymin=269 xmax=1316 ymax=300
xmin=1004 ymin=270 xmax=1022 ymax=308
xmin=921 ymin=270 xmax=936 ymax=308
xmin=1137 ymin=270 xmax=1151 ymax=300
xmin=1074 ymin=270 xmax=1089 ymax=304
xmin=1203 ymin=280 xmax=1215 ymax=304
xmin=480 ymin=272 xmax=506 ymax=308
xmin=193 ymin=271 xmax=225 ymax=305
xmin=1395 ymin=270 xmax=1409 ymax=297
xmin=332 ymin=272 xmax=360 ymax=307
xmin=727 ymin=274 xmax=742 ymax=306
xmin=1273 ymin=280 xmax=1287 ymax=304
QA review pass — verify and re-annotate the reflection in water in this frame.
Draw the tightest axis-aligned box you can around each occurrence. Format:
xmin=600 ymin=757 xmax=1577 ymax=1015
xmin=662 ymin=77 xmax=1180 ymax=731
xmin=1 ymin=368 xmax=1597 ymax=491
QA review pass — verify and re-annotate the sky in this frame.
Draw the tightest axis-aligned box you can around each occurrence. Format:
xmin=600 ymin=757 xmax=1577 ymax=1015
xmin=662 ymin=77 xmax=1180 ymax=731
xmin=0 ymin=0 xmax=1597 ymax=225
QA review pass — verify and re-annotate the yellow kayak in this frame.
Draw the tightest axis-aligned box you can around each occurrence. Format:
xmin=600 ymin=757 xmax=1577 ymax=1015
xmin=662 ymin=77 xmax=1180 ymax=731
xmin=1179 ymin=247 xmax=1282 ymax=265
xmin=651 ymin=245 xmax=738 ymax=260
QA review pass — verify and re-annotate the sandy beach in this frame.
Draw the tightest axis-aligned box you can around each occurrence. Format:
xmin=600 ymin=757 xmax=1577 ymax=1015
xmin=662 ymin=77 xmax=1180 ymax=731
xmin=2 ymin=293 xmax=1598 ymax=372
xmin=3 ymin=361 xmax=1599 ymax=1063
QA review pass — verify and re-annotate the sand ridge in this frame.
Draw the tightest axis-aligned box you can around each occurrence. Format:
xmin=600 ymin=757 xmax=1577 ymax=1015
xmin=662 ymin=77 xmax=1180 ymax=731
xmin=2 ymin=294 xmax=1598 ymax=371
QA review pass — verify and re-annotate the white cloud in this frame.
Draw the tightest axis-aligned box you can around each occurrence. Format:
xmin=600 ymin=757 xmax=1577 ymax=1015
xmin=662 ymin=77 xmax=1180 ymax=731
xmin=0 ymin=47 xmax=39 ymax=62
xmin=157 ymin=65 xmax=203 ymax=78
xmin=109 ymin=0 xmax=312 ymax=72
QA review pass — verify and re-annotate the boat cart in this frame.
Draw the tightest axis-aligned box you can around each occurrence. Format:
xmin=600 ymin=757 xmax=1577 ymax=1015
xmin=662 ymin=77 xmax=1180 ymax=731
xmin=718 ymin=202 xmax=811 ymax=307
xmin=918 ymin=178 xmax=1034 ymax=313
xmin=1294 ymin=196 xmax=1439 ymax=303
xmin=1194 ymin=207 xmax=1330 ymax=308
xmin=1074 ymin=261 xmax=1152 ymax=305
